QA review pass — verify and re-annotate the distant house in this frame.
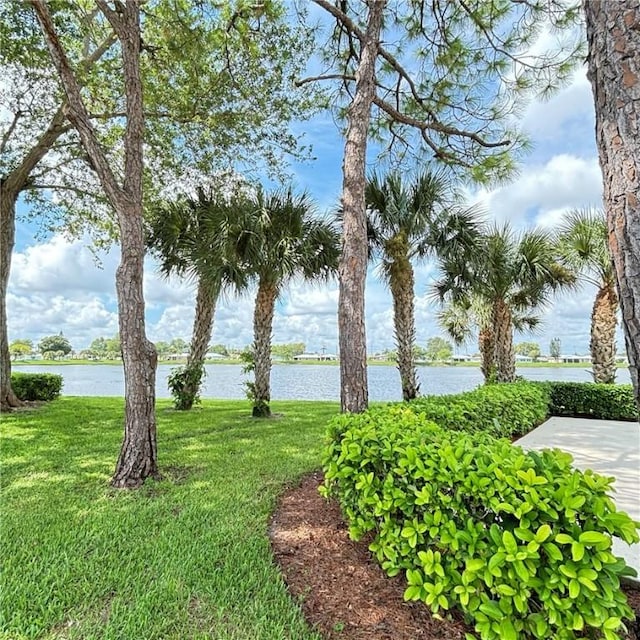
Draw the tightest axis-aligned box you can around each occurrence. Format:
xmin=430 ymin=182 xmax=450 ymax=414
xmin=560 ymin=354 xmax=592 ymax=364
xmin=451 ymin=354 xmax=472 ymax=362
xmin=293 ymin=352 xmax=338 ymax=361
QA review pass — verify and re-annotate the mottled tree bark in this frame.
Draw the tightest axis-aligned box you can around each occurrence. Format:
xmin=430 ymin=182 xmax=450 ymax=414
xmin=590 ymin=282 xmax=619 ymax=383
xmin=584 ymin=0 xmax=640 ymax=407
xmin=33 ymin=0 xmax=157 ymax=486
xmin=493 ymin=298 xmax=516 ymax=383
xmin=387 ymin=236 xmax=419 ymax=400
xmin=252 ymin=279 xmax=277 ymax=417
xmin=338 ymin=0 xmax=385 ymax=413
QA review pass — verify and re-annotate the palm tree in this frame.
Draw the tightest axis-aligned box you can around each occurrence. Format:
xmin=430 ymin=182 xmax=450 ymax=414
xmin=147 ymin=187 xmax=250 ymax=409
xmin=242 ymin=188 xmax=340 ymax=417
xmin=365 ymin=170 xmax=482 ymax=400
xmin=435 ymin=224 xmax=575 ymax=382
xmin=438 ymin=295 xmax=542 ymax=383
xmin=557 ymin=207 xmax=618 ymax=383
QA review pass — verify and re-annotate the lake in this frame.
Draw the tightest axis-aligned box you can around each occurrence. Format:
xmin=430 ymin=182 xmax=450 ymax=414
xmin=13 ymin=363 xmax=632 ymax=402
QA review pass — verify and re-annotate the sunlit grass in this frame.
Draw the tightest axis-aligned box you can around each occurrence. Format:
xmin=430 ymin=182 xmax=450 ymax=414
xmin=1 ymin=397 xmax=340 ymax=640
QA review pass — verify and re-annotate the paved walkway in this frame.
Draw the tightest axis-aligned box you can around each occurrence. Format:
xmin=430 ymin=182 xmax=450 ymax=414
xmin=517 ymin=417 xmax=640 ymax=583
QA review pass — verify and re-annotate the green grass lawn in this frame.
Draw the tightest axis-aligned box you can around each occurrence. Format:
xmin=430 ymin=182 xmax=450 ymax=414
xmin=1 ymin=397 xmax=340 ymax=640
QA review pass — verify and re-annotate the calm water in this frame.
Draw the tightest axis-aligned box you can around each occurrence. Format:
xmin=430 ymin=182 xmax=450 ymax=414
xmin=13 ymin=363 xmax=632 ymax=402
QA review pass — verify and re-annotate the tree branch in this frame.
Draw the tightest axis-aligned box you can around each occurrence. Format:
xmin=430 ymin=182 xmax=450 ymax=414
xmin=0 ymin=110 xmax=23 ymax=157
xmin=30 ymin=0 xmax=124 ymax=209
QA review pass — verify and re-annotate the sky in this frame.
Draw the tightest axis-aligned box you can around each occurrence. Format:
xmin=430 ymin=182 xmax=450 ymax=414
xmin=8 ymin=62 xmax=622 ymax=358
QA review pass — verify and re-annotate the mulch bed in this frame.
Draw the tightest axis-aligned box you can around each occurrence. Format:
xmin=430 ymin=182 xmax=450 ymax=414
xmin=269 ymin=471 xmax=640 ymax=640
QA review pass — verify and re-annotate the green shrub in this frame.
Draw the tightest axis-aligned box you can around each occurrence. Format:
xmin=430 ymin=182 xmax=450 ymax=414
xmin=408 ymin=381 xmax=550 ymax=439
xmin=323 ymin=406 xmax=639 ymax=640
xmin=10 ymin=372 xmax=63 ymax=401
xmin=547 ymin=382 xmax=638 ymax=421
xmin=167 ymin=364 xmax=205 ymax=410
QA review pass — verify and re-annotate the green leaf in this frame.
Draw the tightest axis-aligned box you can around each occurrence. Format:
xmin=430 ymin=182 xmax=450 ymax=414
xmin=499 ymin=619 xmax=517 ymax=640
xmin=555 ymin=533 xmax=573 ymax=545
xmin=571 ymin=541 xmax=585 ymax=562
xmin=534 ymin=524 xmax=551 ymax=543
xmin=578 ymin=531 xmax=610 ymax=546
xmin=568 ymin=579 xmax=580 ymax=599
xmin=502 ymin=530 xmax=517 ymax=554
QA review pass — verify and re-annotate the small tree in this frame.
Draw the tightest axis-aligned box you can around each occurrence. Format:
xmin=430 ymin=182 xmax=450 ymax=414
xmin=9 ymin=339 xmax=33 ymax=360
xmin=38 ymin=333 xmax=71 ymax=357
xmin=515 ymin=342 xmax=541 ymax=361
xmin=424 ymin=337 xmax=453 ymax=363
xmin=550 ymin=338 xmax=562 ymax=361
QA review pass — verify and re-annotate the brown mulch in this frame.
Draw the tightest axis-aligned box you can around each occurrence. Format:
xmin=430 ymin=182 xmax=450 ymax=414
xmin=269 ymin=472 xmax=640 ymax=640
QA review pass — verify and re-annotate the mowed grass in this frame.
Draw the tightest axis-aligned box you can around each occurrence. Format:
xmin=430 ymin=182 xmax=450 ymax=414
xmin=1 ymin=397 xmax=340 ymax=640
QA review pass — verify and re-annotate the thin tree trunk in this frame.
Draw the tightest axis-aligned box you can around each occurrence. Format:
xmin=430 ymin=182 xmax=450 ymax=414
xmin=0 ymin=184 xmax=21 ymax=410
xmin=337 ymin=0 xmax=385 ymax=413
xmin=252 ymin=279 xmax=277 ymax=417
xmin=584 ymin=0 xmax=640 ymax=408
xmin=493 ymin=299 xmax=516 ymax=383
xmin=33 ymin=0 xmax=158 ymax=486
xmin=175 ymin=277 xmax=220 ymax=410
xmin=387 ymin=239 xmax=419 ymax=401
xmin=590 ymin=282 xmax=619 ymax=384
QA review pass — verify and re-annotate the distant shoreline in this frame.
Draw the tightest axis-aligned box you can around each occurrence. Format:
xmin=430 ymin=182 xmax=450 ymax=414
xmin=11 ymin=359 xmax=629 ymax=369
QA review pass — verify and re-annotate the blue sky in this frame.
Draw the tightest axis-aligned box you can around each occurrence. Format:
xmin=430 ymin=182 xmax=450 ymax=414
xmin=8 ymin=65 xmax=620 ymax=357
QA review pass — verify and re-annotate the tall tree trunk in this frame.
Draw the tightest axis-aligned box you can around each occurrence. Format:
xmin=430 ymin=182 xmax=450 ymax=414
xmin=252 ymin=278 xmax=277 ymax=418
xmin=387 ymin=238 xmax=419 ymax=401
xmin=493 ymin=299 xmax=516 ymax=383
xmin=584 ymin=0 xmax=640 ymax=408
xmin=590 ymin=281 xmax=619 ymax=384
xmin=33 ymin=0 xmax=158 ymax=486
xmin=112 ymin=209 xmax=158 ymax=487
xmin=0 ymin=184 xmax=21 ymax=411
xmin=337 ymin=0 xmax=385 ymax=413
xmin=478 ymin=322 xmax=496 ymax=383
xmin=174 ymin=277 xmax=220 ymax=411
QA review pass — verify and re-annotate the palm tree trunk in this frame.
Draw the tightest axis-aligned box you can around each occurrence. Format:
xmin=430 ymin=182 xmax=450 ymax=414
xmin=175 ymin=277 xmax=220 ymax=410
xmin=584 ymin=1 xmax=640 ymax=408
xmin=478 ymin=322 xmax=496 ymax=383
xmin=253 ymin=279 xmax=277 ymax=417
xmin=337 ymin=0 xmax=385 ymax=413
xmin=493 ymin=299 xmax=516 ymax=383
xmin=387 ymin=243 xmax=419 ymax=401
xmin=590 ymin=281 xmax=619 ymax=384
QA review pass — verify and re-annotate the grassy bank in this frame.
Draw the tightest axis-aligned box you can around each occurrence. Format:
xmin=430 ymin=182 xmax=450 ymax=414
xmin=1 ymin=398 xmax=339 ymax=640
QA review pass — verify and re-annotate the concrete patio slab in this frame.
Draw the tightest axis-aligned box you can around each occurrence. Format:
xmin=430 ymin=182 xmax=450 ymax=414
xmin=517 ymin=417 xmax=640 ymax=583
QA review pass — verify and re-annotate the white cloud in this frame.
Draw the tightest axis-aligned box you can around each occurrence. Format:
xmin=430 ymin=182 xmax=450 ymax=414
xmin=473 ymin=154 xmax=602 ymax=229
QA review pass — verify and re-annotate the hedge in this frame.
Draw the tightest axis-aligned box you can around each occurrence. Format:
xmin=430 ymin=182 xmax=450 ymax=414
xmin=408 ymin=381 xmax=550 ymax=439
xmin=10 ymin=372 xmax=63 ymax=401
xmin=322 ymin=383 xmax=639 ymax=640
xmin=546 ymin=382 xmax=638 ymax=422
